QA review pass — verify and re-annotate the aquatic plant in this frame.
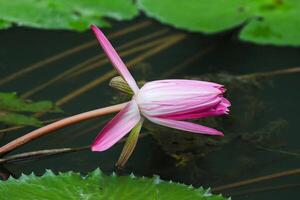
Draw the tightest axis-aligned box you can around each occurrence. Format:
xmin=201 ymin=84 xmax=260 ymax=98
xmin=90 ymin=25 xmax=230 ymax=167
xmin=0 ymin=26 xmax=229 ymax=170
xmin=0 ymin=169 xmax=229 ymax=200
xmin=1 ymin=0 xmax=300 ymax=46
xmin=0 ymin=0 xmax=137 ymax=31
xmin=138 ymin=0 xmax=300 ymax=46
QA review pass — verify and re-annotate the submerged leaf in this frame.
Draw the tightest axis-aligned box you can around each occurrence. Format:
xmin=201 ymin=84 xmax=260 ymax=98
xmin=138 ymin=0 xmax=300 ymax=46
xmin=0 ymin=112 xmax=41 ymax=127
xmin=0 ymin=92 xmax=61 ymax=113
xmin=145 ymin=73 xmax=287 ymax=167
xmin=0 ymin=92 xmax=61 ymax=127
xmin=0 ymin=169 xmax=229 ymax=200
xmin=0 ymin=0 xmax=138 ymax=31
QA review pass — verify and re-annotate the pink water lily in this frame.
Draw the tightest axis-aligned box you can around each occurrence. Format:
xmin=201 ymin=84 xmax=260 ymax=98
xmin=91 ymin=25 xmax=230 ymax=152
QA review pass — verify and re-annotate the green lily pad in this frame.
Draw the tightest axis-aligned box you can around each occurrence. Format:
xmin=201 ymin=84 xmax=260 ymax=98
xmin=0 ymin=169 xmax=229 ymax=200
xmin=239 ymin=1 xmax=300 ymax=45
xmin=0 ymin=0 xmax=138 ymax=31
xmin=138 ymin=0 xmax=300 ymax=46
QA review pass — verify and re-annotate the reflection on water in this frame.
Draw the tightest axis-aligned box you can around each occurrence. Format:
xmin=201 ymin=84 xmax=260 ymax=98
xmin=0 ymin=18 xmax=299 ymax=199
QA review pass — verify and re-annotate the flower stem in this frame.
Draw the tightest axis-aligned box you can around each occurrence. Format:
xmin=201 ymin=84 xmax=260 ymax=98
xmin=0 ymin=102 xmax=127 ymax=156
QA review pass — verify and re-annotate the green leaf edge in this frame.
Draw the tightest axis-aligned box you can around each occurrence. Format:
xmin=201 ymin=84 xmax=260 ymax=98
xmin=1 ymin=168 xmax=230 ymax=200
xmin=136 ymin=0 xmax=248 ymax=34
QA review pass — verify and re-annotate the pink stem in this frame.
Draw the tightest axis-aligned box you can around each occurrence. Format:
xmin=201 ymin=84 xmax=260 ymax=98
xmin=0 ymin=102 xmax=127 ymax=155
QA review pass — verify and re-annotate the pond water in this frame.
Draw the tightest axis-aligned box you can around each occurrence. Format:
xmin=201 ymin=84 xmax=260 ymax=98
xmin=0 ymin=17 xmax=299 ymax=199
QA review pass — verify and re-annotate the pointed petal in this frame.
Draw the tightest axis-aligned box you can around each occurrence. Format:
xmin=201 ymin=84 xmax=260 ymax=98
xmin=147 ymin=117 xmax=223 ymax=136
xmin=91 ymin=25 xmax=139 ymax=94
xmin=115 ymin=118 xmax=144 ymax=168
xmin=91 ymin=100 xmax=141 ymax=152
xmin=162 ymin=109 xmax=227 ymax=120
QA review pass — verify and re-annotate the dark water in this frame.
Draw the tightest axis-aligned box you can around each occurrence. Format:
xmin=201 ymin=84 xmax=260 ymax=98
xmin=0 ymin=18 xmax=299 ymax=199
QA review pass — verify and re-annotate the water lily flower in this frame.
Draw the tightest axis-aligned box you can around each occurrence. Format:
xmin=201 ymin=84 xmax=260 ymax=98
xmin=90 ymin=25 xmax=230 ymax=166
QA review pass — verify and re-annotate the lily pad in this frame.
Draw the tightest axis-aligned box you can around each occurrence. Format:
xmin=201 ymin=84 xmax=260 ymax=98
xmin=138 ymin=0 xmax=300 ymax=46
xmin=0 ymin=0 xmax=138 ymax=31
xmin=0 ymin=169 xmax=229 ymax=200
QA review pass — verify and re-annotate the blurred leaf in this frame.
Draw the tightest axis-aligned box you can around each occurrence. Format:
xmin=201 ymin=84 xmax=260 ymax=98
xmin=0 ymin=92 xmax=61 ymax=127
xmin=138 ymin=0 xmax=300 ymax=46
xmin=0 ymin=0 xmax=138 ymax=31
xmin=0 ymin=19 xmax=12 ymax=29
xmin=0 ymin=169 xmax=229 ymax=200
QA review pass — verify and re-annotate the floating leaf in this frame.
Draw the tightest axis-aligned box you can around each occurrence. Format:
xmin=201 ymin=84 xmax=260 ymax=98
xmin=138 ymin=0 xmax=300 ymax=46
xmin=239 ymin=1 xmax=300 ymax=46
xmin=0 ymin=169 xmax=229 ymax=200
xmin=0 ymin=0 xmax=138 ymax=31
xmin=0 ymin=92 xmax=61 ymax=127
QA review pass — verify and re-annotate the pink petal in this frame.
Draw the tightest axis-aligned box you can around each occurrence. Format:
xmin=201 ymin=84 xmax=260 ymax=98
xmin=139 ymin=95 xmax=222 ymax=117
xmin=137 ymin=79 xmax=230 ymax=119
xmin=91 ymin=25 xmax=139 ymax=94
xmin=91 ymin=100 xmax=141 ymax=152
xmin=147 ymin=117 xmax=223 ymax=136
xmin=139 ymin=80 xmax=222 ymax=103
xmin=161 ymin=109 xmax=227 ymax=120
xmin=141 ymin=79 xmax=223 ymax=90
xmin=220 ymin=97 xmax=231 ymax=107
xmin=157 ymin=97 xmax=231 ymax=120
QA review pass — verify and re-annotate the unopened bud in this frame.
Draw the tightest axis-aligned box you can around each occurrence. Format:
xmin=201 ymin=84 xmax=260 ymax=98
xmin=109 ymin=76 xmax=134 ymax=95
